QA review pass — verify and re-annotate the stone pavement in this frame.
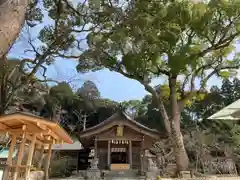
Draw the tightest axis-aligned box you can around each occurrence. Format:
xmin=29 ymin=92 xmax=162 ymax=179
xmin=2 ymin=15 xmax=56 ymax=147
xmin=50 ymin=177 xmax=240 ymax=180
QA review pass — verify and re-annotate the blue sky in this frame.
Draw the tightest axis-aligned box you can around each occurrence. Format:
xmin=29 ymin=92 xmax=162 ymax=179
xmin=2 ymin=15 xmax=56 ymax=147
xmin=8 ymin=31 xmax=150 ymax=102
xmin=8 ymin=9 xmax=224 ymax=102
xmin=7 ymin=11 xmax=164 ymax=102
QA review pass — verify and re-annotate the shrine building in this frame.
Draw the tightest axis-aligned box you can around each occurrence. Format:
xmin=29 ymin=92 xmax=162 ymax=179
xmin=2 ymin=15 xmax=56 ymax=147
xmin=78 ymin=111 xmax=166 ymax=173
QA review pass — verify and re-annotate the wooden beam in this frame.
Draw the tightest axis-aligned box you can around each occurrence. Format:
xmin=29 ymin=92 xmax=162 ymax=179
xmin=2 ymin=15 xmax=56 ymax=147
xmin=44 ymin=140 xmax=53 ymax=180
xmin=13 ymin=131 xmax=27 ymax=180
xmin=37 ymin=122 xmax=60 ymax=141
xmin=43 ymin=129 xmax=59 ymax=142
xmin=108 ymin=140 xmax=111 ymax=169
xmin=140 ymin=136 xmax=145 ymax=176
xmin=3 ymin=134 xmax=17 ymax=180
xmin=97 ymin=137 xmax=142 ymax=141
xmin=9 ymin=132 xmax=44 ymax=146
xmin=2 ymin=123 xmax=44 ymax=134
xmin=6 ymin=134 xmax=16 ymax=164
xmin=22 ymin=121 xmax=45 ymax=133
xmin=25 ymin=134 xmax=37 ymax=179
xmin=129 ymin=140 xmax=132 ymax=169
xmin=0 ymin=122 xmax=8 ymax=130
xmin=38 ymin=145 xmax=45 ymax=169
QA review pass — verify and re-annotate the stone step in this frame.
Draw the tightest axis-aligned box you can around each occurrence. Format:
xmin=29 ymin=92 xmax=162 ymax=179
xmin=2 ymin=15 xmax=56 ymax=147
xmin=108 ymin=178 xmax=139 ymax=180
xmin=105 ymin=170 xmax=138 ymax=177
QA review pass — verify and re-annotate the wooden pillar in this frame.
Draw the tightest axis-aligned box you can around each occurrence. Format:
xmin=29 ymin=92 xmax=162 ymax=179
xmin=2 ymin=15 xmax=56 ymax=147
xmin=38 ymin=145 xmax=45 ymax=169
xmin=13 ymin=132 xmax=27 ymax=180
xmin=76 ymin=151 xmax=80 ymax=173
xmin=94 ymin=137 xmax=98 ymax=158
xmin=44 ymin=142 xmax=53 ymax=180
xmin=107 ymin=140 xmax=111 ymax=169
xmin=3 ymin=134 xmax=17 ymax=180
xmin=140 ymin=136 xmax=145 ymax=176
xmin=25 ymin=134 xmax=37 ymax=180
xmin=129 ymin=140 xmax=132 ymax=169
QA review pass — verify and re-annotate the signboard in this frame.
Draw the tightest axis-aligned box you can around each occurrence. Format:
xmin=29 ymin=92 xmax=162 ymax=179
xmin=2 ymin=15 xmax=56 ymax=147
xmin=110 ymin=164 xmax=130 ymax=170
xmin=116 ymin=126 xmax=123 ymax=137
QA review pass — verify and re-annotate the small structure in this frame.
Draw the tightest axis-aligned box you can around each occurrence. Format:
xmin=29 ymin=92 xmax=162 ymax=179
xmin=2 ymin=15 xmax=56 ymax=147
xmin=52 ymin=136 xmax=83 ymax=172
xmin=207 ymin=100 xmax=239 ymax=175
xmin=208 ymin=99 xmax=240 ymax=120
xmin=0 ymin=112 xmax=72 ymax=180
xmin=78 ymin=111 xmax=166 ymax=176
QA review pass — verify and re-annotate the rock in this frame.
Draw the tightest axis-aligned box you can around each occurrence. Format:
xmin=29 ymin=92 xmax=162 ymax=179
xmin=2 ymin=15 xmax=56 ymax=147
xmin=28 ymin=171 xmax=44 ymax=180
xmin=179 ymin=171 xmax=191 ymax=178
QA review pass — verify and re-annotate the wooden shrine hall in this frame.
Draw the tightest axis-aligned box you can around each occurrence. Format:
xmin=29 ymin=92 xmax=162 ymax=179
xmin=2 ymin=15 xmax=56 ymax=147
xmin=79 ymin=111 xmax=165 ymax=173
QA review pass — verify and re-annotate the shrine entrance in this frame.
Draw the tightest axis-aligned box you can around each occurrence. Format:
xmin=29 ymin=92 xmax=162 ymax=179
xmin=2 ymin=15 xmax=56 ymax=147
xmin=109 ymin=140 xmax=130 ymax=170
xmin=111 ymin=152 xmax=127 ymax=164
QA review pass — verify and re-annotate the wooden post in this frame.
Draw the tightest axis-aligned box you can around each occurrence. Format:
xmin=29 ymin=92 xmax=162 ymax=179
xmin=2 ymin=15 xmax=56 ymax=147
xmin=3 ymin=134 xmax=17 ymax=180
xmin=25 ymin=134 xmax=37 ymax=180
xmin=140 ymin=136 xmax=144 ymax=176
xmin=107 ymin=140 xmax=111 ymax=169
xmin=129 ymin=140 xmax=132 ymax=169
xmin=76 ymin=151 xmax=80 ymax=174
xmin=94 ymin=137 xmax=98 ymax=158
xmin=38 ymin=145 xmax=45 ymax=169
xmin=44 ymin=142 xmax=53 ymax=180
xmin=13 ymin=132 xmax=27 ymax=180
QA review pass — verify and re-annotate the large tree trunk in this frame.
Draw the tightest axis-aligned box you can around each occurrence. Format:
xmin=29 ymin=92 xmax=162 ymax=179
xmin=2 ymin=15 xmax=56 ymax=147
xmin=143 ymin=77 xmax=189 ymax=171
xmin=0 ymin=0 xmax=29 ymax=58
xmin=171 ymin=118 xmax=189 ymax=171
xmin=169 ymin=77 xmax=189 ymax=171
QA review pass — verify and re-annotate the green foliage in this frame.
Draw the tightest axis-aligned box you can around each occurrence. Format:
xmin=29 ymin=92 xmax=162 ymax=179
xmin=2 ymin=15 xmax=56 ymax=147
xmin=50 ymin=82 xmax=74 ymax=103
xmin=75 ymin=0 xmax=240 ymax=80
xmin=50 ymin=156 xmax=74 ymax=178
xmin=26 ymin=0 xmax=44 ymax=27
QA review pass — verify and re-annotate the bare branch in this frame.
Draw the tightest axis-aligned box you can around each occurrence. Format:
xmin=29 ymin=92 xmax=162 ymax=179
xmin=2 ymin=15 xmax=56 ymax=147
xmin=192 ymin=32 xmax=239 ymax=59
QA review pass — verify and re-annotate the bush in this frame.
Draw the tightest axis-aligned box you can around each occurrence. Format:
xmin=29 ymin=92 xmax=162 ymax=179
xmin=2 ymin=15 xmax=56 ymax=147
xmin=49 ymin=156 xmax=75 ymax=178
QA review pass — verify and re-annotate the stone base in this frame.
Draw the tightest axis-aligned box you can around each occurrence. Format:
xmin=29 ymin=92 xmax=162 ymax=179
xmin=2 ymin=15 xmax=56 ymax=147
xmin=28 ymin=171 xmax=44 ymax=180
xmin=145 ymin=170 xmax=160 ymax=180
xmin=179 ymin=170 xmax=192 ymax=178
xmin=86 ymin=169 xmax=101 ymax=180
xmin=139 ymin=175 xmax=146 ymax=180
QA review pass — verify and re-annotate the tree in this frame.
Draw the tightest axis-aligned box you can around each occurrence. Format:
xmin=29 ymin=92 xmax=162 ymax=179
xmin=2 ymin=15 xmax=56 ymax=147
xmin=74 ymin=0 xmax=240 ymax=171
xmin=78 ymin=81 xmax=100 ymax=100
xmin=0 ymin=0 xmax=29 ymax=58
xmin=122 ymin=100 xmax=147 ymax=118
xmin=0 ymin=58 xmax=49 ymax=114
xmin=0 ymin=0 xmax=91 ymax=114
xmin=0 ymin=0 xmax=43 ymax=58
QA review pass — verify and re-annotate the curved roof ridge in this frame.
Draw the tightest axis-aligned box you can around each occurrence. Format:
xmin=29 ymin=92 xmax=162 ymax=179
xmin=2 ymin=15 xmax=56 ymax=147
xmin=81 ymin=111 xmax=159 ymax=134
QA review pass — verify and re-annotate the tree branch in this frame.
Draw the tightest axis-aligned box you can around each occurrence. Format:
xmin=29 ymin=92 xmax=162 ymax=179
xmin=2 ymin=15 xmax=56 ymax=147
xmin=178 ymin=64 xmax=240 ymax=111
xmin=117 ymin=67 xmax=171 ymax=134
